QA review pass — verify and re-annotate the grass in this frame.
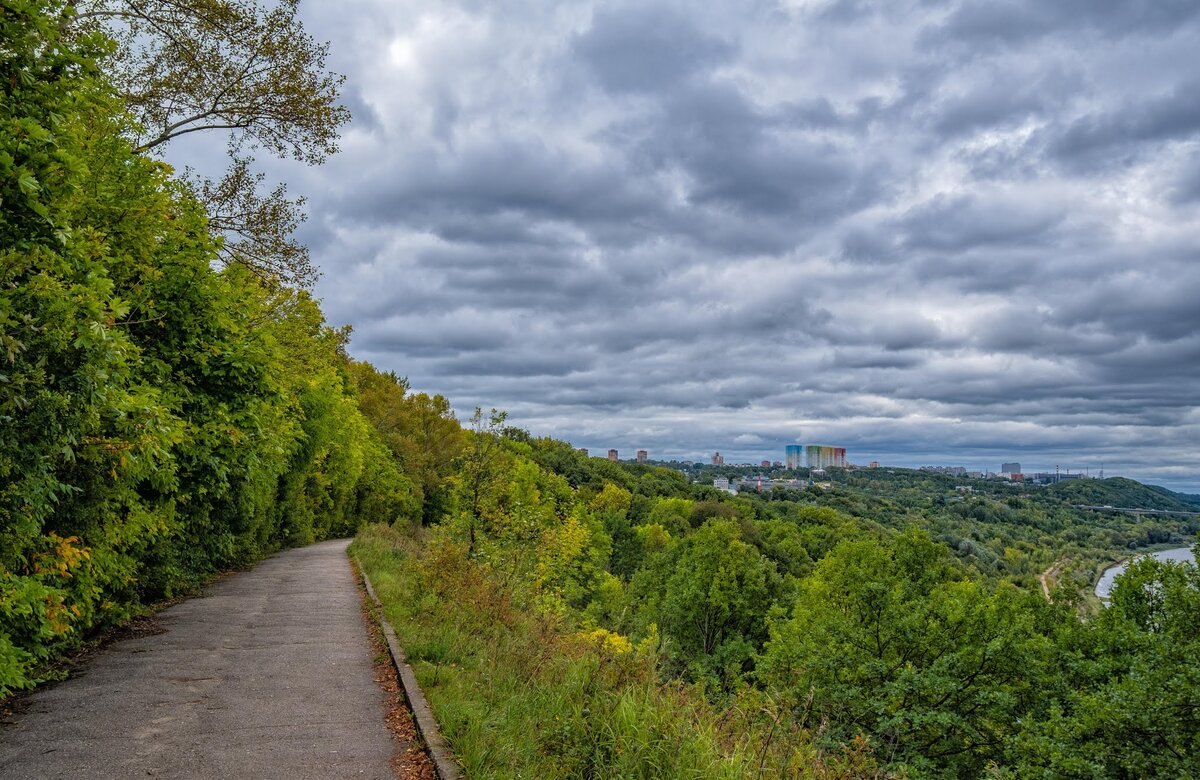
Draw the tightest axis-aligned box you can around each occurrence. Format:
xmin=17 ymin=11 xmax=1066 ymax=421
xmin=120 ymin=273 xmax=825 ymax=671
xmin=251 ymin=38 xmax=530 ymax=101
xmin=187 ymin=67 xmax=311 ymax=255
xmin=351 ymin=523 xmax=754 ymax=779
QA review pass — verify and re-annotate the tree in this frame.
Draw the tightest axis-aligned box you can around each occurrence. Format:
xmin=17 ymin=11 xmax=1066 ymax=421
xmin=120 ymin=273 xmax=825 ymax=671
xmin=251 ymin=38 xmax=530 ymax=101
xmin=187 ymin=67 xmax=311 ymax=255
xmin=0 ymin=0 xmax=404 ymax=691
xmin=69 ymin=0 xmax=350 ymax=286
xmin=591 ymin=483 xmax=639 ymax=579
xmin=646 ymin=497 xmax=692 ymax=537
xmin=657 ymin=519 xmax=777 ymax=687
xmin=1013 ymin=550 xmax=1200 ymax=778
xmin=348 ymin=361 xmax=467 ymax=524
xmin=459 ymin=407 xmax=508 ymax=553
xmin=404 ymin=393 xmax=468 ymax=523
xmin=760 ymin=531 xmax=1052 ymax=778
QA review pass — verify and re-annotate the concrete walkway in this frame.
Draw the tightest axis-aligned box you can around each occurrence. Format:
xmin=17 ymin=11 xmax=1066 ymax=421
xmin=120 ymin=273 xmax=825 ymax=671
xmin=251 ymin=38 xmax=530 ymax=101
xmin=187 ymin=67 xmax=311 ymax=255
xmin=0 ymin=539 xmax=397 ymax=779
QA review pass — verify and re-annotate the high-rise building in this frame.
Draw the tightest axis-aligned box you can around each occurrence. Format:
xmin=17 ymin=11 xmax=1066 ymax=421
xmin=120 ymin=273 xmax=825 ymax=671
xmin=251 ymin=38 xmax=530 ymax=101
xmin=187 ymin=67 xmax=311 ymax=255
xmin=608 ymin=449 xmax=618 ymax=462
xmin=578 ymin=448 xmax=588 ymax=457
xmin=806 ymin=445 xmax=847 ymax=469
xmin=1001 ymin=462 xmax=1020 ymax=475
xmin=712 ymin=452 xmax=724 ymax=466
xmin=636 ymin=450 xmax=648 ymax=464
xmin=869 ymin=461 xmax=879 ymax=468
xmin=785 ymin=444 xmax=803 ymax=469
xmin=761 ymin=460 xmax=771 ymax=469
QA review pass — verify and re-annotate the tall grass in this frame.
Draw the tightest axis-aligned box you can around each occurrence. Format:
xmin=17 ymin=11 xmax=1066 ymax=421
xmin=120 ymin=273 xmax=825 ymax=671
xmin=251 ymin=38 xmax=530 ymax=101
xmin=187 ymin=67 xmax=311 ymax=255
xmin=351 ymin=524 xmax=753 ymax=779
xmin=352 ymin=524 xmax=898 ymax=779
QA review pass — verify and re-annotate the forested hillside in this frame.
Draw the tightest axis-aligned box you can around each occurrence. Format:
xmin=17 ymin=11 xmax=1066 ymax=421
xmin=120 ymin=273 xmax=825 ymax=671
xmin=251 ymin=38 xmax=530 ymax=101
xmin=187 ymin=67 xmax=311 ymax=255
xmin=1043 ymin=476 xmax=1200 ymax=512
xmin=353 ymin=430 xmax=1200 ymax=779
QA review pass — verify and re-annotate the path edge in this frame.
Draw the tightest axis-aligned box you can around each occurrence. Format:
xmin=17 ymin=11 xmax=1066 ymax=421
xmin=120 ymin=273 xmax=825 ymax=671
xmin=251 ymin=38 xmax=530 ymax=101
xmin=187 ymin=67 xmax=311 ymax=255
xmin=354 ymin=556 xmax=464 ymax=780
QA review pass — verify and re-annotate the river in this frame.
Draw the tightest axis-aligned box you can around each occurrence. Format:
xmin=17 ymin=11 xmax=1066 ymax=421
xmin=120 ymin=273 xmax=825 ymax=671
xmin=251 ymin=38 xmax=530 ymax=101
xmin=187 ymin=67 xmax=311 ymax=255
xmin=1094 ymin=546 xmax=1196 ymax=600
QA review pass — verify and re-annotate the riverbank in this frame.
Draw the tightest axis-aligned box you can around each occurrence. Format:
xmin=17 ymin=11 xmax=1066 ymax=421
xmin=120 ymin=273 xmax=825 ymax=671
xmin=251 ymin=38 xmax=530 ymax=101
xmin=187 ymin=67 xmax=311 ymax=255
xmin=1094 ymin=543 xmax=1197 ymax=600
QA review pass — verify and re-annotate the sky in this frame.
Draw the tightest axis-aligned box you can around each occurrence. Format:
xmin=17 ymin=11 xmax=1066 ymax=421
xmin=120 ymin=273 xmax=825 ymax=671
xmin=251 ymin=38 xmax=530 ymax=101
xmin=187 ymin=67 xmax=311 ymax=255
xmin=179 ymin=0 xmax=1200 ymax=492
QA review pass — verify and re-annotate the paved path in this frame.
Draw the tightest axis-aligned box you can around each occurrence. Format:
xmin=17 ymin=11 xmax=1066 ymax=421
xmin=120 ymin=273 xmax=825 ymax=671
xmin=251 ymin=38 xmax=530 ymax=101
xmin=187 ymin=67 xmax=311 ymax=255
xmin=0 ymin=539 xmax=397 ymax=779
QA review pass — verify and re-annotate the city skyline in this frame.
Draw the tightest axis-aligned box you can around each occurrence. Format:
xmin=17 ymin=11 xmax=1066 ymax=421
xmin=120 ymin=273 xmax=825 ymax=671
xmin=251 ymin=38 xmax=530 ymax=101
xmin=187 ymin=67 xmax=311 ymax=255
xmin=574 ymin=441 xmax=1118 ymax=480
xmin=166 ymin=1 xmax=1200 ymax=495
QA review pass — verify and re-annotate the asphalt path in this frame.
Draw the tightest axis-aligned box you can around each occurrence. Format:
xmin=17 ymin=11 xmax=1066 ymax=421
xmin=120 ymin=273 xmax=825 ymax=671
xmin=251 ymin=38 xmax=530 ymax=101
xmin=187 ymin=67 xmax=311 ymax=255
xmin=0 ymin=539 xmax=397 ymax=779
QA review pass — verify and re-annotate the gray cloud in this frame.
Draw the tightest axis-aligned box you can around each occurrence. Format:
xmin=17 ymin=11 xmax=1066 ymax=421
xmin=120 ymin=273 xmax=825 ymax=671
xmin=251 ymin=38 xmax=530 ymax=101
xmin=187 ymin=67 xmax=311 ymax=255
xmin=1049 ymin=78 xmax=1200 ymax=169
xmin=932 ymin=0 xmax=1200 ymax=46
xmin=573 ymin=6 xmax=736 ymax=94
xmin=160 ymin=0 xmax=1200 ymax=493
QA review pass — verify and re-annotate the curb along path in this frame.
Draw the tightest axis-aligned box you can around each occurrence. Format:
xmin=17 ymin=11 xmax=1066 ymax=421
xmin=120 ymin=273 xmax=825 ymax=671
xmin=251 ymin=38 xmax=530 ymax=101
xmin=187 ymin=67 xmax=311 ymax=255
xmin=0 ymin=540 xmax=405 ymax=779
xmin=358 ymin=565 xmax=461 ymax=780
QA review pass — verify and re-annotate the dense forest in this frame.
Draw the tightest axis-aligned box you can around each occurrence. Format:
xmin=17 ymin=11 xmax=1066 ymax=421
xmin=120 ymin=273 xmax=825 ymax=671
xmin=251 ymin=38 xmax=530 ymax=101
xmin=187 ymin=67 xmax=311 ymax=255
xmin=4 ymin=3 xmax=1199 ymax=778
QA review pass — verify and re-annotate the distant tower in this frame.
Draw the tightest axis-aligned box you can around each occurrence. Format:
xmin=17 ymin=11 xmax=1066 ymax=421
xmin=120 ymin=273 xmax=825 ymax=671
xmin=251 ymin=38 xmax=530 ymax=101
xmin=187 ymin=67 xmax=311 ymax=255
xmin=578 ymin=448 xmax=588 ymax=457
xmin=636 ymin=449 xmax=648 ymax=464
xmin=712 ymin=452 xmax=724 ymax=466
xmin=785 ymin=445 xmax=803 ymax=469
xmin=608 ymin=449 xmax=618 ymax=462
xmin=1001 ymin=462 xmax=1020 ymax=475
xmin=807 ymin=445 xmax=845 ymax=469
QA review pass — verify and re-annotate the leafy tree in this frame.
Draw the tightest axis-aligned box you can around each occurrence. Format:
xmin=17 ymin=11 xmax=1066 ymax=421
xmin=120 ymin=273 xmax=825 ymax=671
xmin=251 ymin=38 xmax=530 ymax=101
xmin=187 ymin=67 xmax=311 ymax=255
xmin=646 ymin=497 xmax=692 ymax=537
xmin=754 ymin=518 xmax=815 ymax=579
xmin=69 ymin=0 xmax=351 ymax=286
xmin=761 ymin=531 xmax=1052 ymax=778
xmin=348 ymin=361 xmax=466 ymax=524
xmin=588 ymin=482 xmax=642 ymax=579
xmin=0 ymin=1 xmax=405 ymax=692
xmin=1 ymin=0 xmax=147 ymax=687
xmin=1012 ymin=549 xmax=1200 ymax=778
xmin=656 ymin=519 xmax=778 ymax=687
xmin=457 ymin=407 xmax=508 ymax=554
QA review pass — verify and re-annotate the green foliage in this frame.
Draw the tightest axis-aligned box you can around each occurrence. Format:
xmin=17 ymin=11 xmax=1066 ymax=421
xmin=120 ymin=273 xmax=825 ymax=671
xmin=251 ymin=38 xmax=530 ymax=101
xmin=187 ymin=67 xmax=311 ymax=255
xmin=655 ymin=520 xmax=777 ymax=686
xmin=1044 ymin=477 xmax=1198 ymax=513
xmin=351 ymin=525 xmax=759 ymax=780
xmin=761 ymin=531 xmax=1053 ymax=777
xmin=0 ymin=1 xmax=413 ymax=694
xmin=348 ymin=360 xmax=465 ymax=525
xmin=1011 ymin=549 xmax=1200 ymax=778
xmin=367 ymin=437 xmax=1198 ymax=777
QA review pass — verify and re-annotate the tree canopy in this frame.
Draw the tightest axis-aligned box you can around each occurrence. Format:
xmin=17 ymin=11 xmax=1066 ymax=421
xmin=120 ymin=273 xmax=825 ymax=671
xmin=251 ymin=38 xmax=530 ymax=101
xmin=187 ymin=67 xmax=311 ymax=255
xmin=0 ymin=0 xmax=403 ymax=693
xmin=68 ymin=0 xmax=351 ymax=286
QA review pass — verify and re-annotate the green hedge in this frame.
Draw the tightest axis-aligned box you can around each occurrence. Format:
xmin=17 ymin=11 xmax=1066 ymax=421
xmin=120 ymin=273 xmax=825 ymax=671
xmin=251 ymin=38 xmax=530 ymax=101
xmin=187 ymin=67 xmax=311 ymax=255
xmin=0 ymin=0 xmax=416 ymax=694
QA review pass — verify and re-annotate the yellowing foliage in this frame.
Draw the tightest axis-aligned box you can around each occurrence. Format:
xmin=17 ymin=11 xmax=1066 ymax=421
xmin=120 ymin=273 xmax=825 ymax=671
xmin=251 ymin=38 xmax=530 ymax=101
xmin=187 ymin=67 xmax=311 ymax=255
xmin=578 ymin=627 xmax=633 ymax=655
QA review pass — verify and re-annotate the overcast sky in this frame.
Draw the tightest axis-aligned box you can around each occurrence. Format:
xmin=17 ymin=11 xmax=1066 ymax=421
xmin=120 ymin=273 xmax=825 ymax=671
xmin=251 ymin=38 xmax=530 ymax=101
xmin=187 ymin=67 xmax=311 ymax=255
xmin=198 ymin=0 xmax=1200 ymax=491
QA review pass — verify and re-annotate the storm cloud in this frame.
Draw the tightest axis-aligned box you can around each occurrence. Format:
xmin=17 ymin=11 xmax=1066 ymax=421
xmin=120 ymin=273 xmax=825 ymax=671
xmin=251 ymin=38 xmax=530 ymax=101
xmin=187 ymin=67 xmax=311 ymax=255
xmin=181 ymin=0 xmax=1200 ymax=491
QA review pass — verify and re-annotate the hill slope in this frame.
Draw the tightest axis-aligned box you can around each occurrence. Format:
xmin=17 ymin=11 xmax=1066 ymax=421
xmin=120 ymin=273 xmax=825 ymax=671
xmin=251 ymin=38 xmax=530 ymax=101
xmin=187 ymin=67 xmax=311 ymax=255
xmin=1044 ymin=477 xmax=1199 ymax=512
